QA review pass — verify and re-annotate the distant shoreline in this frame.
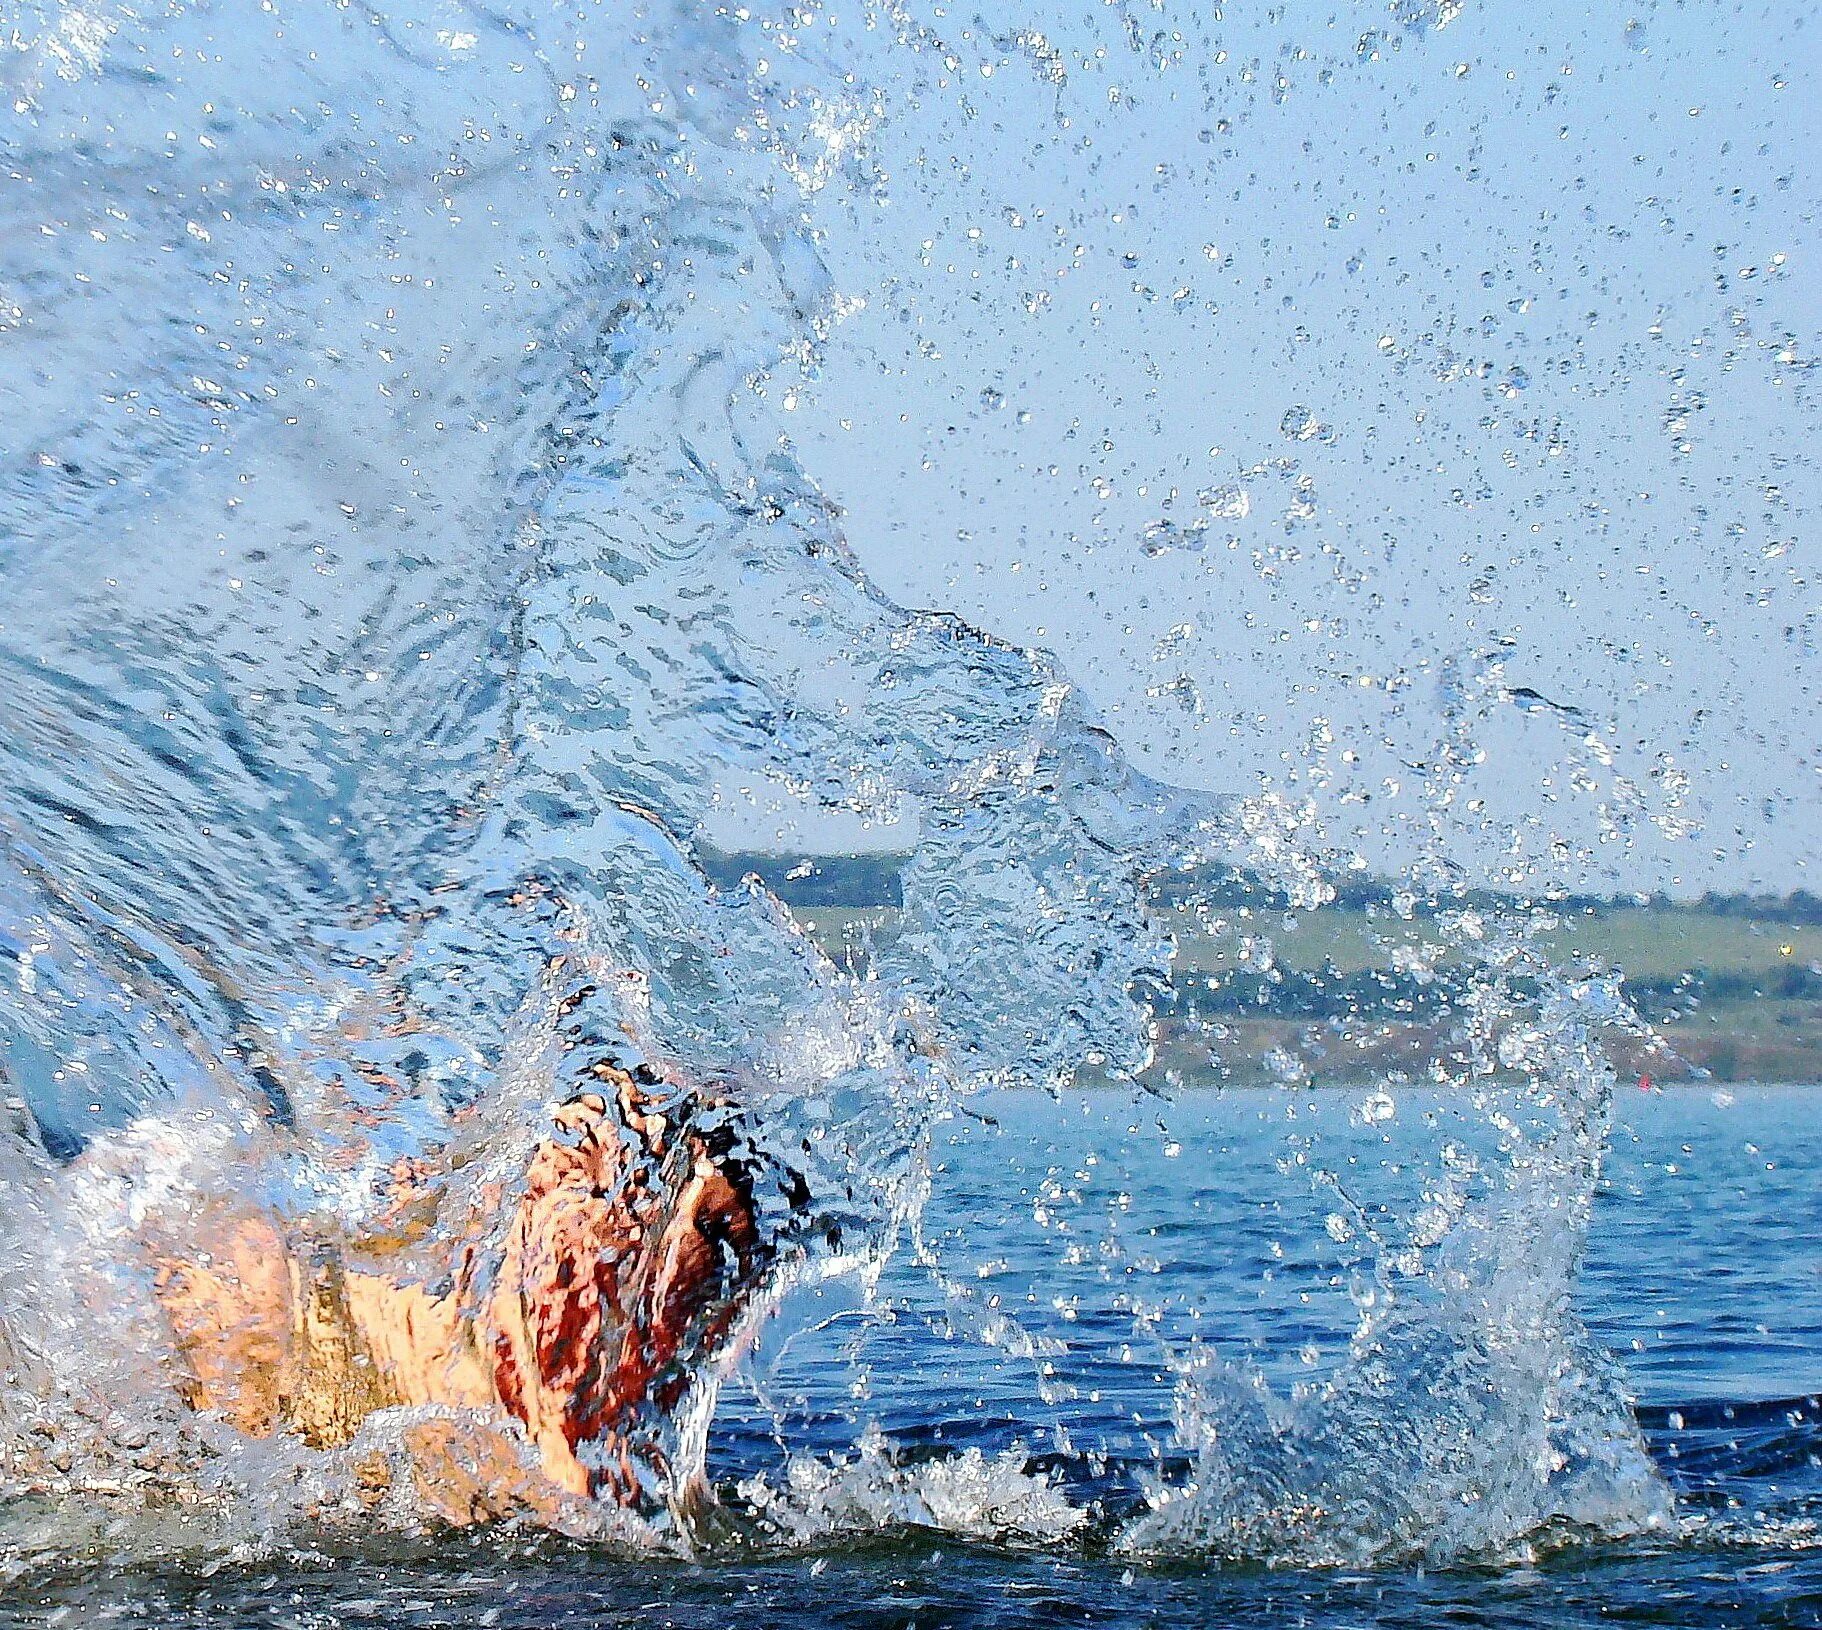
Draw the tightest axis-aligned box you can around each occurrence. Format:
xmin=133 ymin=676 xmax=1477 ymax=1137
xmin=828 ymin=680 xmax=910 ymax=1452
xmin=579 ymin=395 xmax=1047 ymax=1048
xmin=1030 ymin=1075 xmax=1818 ymax=1092
xmin=783 ymin=893 xmax=1822 ymax=1088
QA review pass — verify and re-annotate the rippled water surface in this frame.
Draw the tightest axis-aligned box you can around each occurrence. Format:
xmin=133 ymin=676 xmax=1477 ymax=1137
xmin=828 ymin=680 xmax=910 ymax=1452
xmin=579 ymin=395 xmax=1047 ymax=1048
xmin=2 ymin=1085 xmax=1817 ymax=1626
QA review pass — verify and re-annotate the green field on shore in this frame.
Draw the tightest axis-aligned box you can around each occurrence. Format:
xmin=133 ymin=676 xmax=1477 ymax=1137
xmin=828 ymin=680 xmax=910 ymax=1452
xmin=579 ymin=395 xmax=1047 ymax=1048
xmin=1166 ymin=902 xmax=1819 ymax=984
xmin=791 ymin=899 xmax=1821 ymax=988
xmin=788 ymin=898 xmax=1822 ymax=1086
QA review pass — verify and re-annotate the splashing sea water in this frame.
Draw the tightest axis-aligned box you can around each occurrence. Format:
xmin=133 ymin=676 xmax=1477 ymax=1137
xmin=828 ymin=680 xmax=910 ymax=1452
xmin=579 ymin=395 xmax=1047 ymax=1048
xmin=0 ymin=0 xmax=1677 ymax=1572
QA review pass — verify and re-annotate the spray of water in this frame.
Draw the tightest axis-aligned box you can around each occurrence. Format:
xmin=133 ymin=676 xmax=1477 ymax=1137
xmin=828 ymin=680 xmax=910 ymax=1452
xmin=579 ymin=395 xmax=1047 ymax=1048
xmin=0 ymin=0 xmax=1676 ymax=1569
xmin=1124 ymin=917 xmax=1676 ymax=1564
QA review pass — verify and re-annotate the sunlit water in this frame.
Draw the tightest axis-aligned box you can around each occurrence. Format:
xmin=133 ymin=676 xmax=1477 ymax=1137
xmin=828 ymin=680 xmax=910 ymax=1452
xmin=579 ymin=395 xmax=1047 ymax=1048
xmin=0 ymin=0 xmax=1814 ymax=1623
xmin=0 ymin=1086 xmax=1816 ymax=1625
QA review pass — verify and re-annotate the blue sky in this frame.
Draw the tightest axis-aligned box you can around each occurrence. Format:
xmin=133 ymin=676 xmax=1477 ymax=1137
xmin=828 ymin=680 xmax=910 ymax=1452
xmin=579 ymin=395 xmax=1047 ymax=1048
xmin=712 ymin=0 xmax=1818 ymax=895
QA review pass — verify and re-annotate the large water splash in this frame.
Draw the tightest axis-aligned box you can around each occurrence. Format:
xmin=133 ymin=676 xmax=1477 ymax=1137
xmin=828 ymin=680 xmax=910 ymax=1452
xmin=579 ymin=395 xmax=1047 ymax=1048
xmin=0 ymin=0 xmax=1203 ymax=1540
xmin=1124 ymin=922 xmax=1676 ymax=1564
xmin=0 ymin=0 xmax=1672 ymax=1566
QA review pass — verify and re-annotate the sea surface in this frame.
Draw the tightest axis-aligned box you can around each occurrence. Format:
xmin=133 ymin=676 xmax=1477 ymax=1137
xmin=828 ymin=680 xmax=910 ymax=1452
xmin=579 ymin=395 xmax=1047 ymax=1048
xmin=0 ymin=2 xmax=1814 ymax=1623
xmin=2 ymin=1082 xmax=1814 ymax=1628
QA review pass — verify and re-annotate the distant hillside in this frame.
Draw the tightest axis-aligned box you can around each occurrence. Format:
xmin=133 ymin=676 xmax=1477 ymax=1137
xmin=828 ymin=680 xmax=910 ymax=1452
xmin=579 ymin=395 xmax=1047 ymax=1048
xmin=714 ymin=850 xmax=1821 ymax=1085
xmin=698 ymin=846 xmax=1822 ymax=924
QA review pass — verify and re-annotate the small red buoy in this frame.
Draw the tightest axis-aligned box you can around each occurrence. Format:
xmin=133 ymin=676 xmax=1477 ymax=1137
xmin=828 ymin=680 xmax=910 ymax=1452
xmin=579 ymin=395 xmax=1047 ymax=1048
xmin=1638 ymin=1073 xmax=1652 ymax=1092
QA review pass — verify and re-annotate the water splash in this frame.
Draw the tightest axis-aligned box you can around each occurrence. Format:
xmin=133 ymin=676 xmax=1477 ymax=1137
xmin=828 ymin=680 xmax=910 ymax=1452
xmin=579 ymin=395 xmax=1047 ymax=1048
xmin=0 ymin=0 xmax=1688 ymax=1572
xmin=1124 ymin=924 xmax=1677 ymax=1565
xmin=0 ymin=0 xmax=1203 ymax=1545
xmin=736 ymin=1431 xmax=1085 ymax=1549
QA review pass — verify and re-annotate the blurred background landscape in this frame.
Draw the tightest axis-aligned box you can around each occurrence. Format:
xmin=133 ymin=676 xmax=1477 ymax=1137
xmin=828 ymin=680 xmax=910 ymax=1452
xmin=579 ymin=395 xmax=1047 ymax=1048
xmin=704 ymin=847 xmax=1822 ymax=1086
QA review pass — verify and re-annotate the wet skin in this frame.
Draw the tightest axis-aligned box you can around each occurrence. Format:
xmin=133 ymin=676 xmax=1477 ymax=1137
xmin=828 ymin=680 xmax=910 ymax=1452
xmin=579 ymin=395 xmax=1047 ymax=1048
xmin=149 ymin=1062 xmax=769 ymax=1514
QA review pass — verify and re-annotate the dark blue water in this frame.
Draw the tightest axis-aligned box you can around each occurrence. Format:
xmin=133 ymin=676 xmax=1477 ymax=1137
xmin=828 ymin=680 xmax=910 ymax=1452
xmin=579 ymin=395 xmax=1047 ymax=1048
xmin=3 ymin=1083 xmax=1814 ymax=1627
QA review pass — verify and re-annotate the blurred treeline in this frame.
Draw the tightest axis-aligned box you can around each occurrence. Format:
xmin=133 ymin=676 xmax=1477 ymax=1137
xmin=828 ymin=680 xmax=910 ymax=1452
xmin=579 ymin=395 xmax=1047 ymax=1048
xmin=701 ymin=847 xmax=1822 ymax=1084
